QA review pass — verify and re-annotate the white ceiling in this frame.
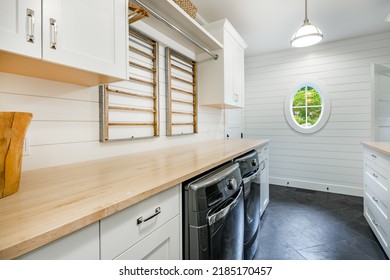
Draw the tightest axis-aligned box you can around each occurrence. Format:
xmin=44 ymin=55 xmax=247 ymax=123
xmin=191 ymin=0 xmax=390 ymax=56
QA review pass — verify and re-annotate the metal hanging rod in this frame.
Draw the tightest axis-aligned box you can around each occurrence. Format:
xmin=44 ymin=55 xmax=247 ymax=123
xmin=132 ymin=0 xmax=219 ymax=60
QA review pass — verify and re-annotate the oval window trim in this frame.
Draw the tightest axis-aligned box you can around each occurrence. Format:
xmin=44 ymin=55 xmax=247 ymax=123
xmin=284 ymin=82 xmax=331 ymax=134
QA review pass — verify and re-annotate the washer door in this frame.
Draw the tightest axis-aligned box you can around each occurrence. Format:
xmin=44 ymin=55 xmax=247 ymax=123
xmin=207 ymin=187 xmax=244 ymax=260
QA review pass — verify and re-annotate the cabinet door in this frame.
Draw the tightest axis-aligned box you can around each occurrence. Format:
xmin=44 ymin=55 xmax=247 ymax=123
xmin=115 ymin=216 xmax=181 ymax=260
xmin=0 ymin=0 xmax=41 ymax=58
xmin=16 ymin=222 xmax=100 ymax=260
xmin=223 ymin=31 xmax=245 ymax=108
xmin=233 ymin=42 xmax=245 ymax=107
xmin=223 ymin=31 xmax=235 ymax=106
xmin=42 ymin=0 xmax=126 ymax=79
xmin=260 ymin=156 xmax=269 ymax=216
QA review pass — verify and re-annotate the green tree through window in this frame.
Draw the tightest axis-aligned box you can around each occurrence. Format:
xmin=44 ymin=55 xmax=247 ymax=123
xmin=291 ymin=86 xmax=322 ymax=127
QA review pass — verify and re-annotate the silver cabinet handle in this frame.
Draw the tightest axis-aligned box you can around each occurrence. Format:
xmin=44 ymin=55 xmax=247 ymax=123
xmin=26 ymin=9 xmax=35 ymax=43
xmin=50 ymin=18 xmax=57 ymax=49
xmin=372 ymin=196 xmax=379 ymax=203
xmin=372 ymin=173 xmax=379 ymax=179
xmin=373 ymin=219 xmax=379 ymax=227
xmin=137 ymin=207 xmax=161 ymax=225
xmin=371 ymin=154 xmax=377 ymax=159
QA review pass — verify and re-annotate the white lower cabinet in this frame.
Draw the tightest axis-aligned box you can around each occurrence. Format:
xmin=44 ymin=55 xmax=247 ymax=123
xmin=115 ymin=216 xmax=180 ymax=260
xmin=257 ymin=144 xmax=269 ymax=217
xmin=363 ymin=145 xmax=390 ymax=258
xmin=100 ymin=185 xmax=181 ymax=260
xmin=17 ymin=222 xmax=100 ymax=260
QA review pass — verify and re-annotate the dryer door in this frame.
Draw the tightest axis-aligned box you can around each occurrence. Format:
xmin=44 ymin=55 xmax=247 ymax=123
xmin=207 ymin=187 xmax=244 ymax=260
xmin=243 ymin=168 xmax=261 ymax=243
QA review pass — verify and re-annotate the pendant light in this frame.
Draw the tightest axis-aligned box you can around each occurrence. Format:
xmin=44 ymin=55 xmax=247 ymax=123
xmin=291 ymin=0 xmax=323 ymax=47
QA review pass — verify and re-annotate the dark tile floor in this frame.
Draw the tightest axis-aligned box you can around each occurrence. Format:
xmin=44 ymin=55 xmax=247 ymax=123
xmin=254 ymin=185 xmax=389 ymax=260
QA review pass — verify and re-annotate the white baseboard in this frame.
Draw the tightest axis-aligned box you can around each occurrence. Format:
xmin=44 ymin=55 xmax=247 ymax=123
xmin=270 ymin=177 xmax=364 ymax=197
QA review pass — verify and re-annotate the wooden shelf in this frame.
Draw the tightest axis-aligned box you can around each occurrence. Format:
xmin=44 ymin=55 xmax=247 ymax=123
xmin=130 ymin=0 xmax=222 ymax=55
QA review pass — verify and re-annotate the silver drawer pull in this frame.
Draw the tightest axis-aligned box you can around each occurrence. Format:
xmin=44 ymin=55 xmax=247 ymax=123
xmin=137 ymin=207 xmax=161 ymax=225
xmin=26 ymin=9 xmax=35 ymax=43
xmin=373 ymin=219 xmax=379 ymax=227
xmin=371 ymin=154 xmax=377 ymax=159
xmin=372 ymin=196 xmax=379 ymax=203
xmin=372 ymin=173 xmax=379 ymax=179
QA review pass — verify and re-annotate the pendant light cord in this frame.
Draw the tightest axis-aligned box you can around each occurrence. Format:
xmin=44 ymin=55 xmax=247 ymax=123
xmin=304 ymin=0 xmax=309 ymax=24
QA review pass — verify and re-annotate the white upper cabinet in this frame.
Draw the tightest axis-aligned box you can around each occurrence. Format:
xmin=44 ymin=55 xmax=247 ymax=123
xmin=42 ymin=0 xmax=126 ymax=78
xmin=197 ymin=19 xmax=247 ymax=108
xmin=0 ymin=0 xmax=41 ymax=58
xmin=0 ymin=0 xmax=126 ymax=85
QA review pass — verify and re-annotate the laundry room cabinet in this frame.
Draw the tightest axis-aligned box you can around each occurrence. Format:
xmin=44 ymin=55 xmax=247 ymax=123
xmin=0 ymin=0 xmax=127 ymax=82
xmin=0 ymin=0 xmax=42 ymax=58
xmin=16 ymin=222 xmax=100 ymax=260
xmin=257 ymin=144 xmax=270 ymax=217
xmin=100 ymin=185 xmax=181 ymax=260
xmin=197 ymin=19 xmax=247 ymax=108
xmin=42 ymin=0 xmax=126 ymax=78
xmin=362 ymin=144 xmax=390 ymax=258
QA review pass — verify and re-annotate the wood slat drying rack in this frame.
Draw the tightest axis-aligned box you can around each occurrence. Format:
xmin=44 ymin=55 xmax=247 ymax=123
xmin=165 ymin=47 xmax=198 ymax=136
xmin=99 ymin=28 xmax=159 ymax=142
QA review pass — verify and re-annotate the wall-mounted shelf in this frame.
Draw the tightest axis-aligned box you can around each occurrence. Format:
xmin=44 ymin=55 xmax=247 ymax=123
xmin=130 ymin=0 xmax=222 ymax=55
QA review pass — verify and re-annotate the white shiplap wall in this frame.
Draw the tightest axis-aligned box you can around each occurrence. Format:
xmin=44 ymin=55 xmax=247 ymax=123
xmin=0 ymin=39 xmax=224 ymax=171
xmin=244 ymin=32 xmax=390 ymax=196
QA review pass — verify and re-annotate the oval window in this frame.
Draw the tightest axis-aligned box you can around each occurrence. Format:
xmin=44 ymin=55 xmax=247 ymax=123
xmin=284 ymin=82 xmax=330 ymax=134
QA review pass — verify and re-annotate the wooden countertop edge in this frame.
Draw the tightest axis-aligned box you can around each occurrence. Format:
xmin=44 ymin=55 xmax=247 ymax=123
xmin=361 ymin=141 xmax=390 ymax=157
xmin=0 ymin=139 xmax=269 ymax=259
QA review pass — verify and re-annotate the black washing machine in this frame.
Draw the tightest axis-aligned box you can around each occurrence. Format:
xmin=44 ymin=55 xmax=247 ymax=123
xmin=183 ymin=162 xmax=244 ymax=260
xmin=234 ymin=150 xmax=261 ymax=260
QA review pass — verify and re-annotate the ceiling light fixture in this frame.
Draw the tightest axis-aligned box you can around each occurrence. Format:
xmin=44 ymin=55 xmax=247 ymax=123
xmin=291 ymin=0 xmax=323 ymax=48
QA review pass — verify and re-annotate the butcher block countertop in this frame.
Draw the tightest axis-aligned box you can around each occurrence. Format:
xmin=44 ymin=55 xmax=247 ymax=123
xmin=361 ymin=141 xmax=390 ymax=157
xmin=0 ymin=139 xmax=268 ymax=259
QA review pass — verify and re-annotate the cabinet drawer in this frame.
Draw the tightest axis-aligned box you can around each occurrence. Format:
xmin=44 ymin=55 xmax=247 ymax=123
xmin=257 ymin=144 xmax=269 ymax=161
xmin=100 ymin=185 xmax=180 ymax=259
xmin=364 ymin=147 xmax=390 ymax=173
xmin=364 ymin=186 xmax=389 ymax=222
xmin=364 ymin=198 xmax=390 ymax=255
xmin=364 ymin=165 xmax=390 ymax=202
xmin=115 ymin=215 xmax=181 ymax=260
xmin=365 ymin=192 xmax=390 ymax=236
xmin=365 ymin=158 xmax=390 ymax=188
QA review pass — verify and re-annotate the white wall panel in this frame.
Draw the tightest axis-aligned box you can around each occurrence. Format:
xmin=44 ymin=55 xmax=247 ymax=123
xmin=245 ymin=31 xmax=390 ymax=196
xmin=0 ymin=36 xmax=224 ymax=170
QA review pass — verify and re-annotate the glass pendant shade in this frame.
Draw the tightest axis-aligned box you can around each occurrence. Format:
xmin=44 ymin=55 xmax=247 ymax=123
xmin=291 ymin=0 xmax=323 ymax=48
xmin=290 ymin=20 xmax=323 ymax=47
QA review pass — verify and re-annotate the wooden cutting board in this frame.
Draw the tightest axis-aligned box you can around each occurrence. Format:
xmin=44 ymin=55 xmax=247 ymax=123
xmin=0 ymin=112 xmax=32 ymax=198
